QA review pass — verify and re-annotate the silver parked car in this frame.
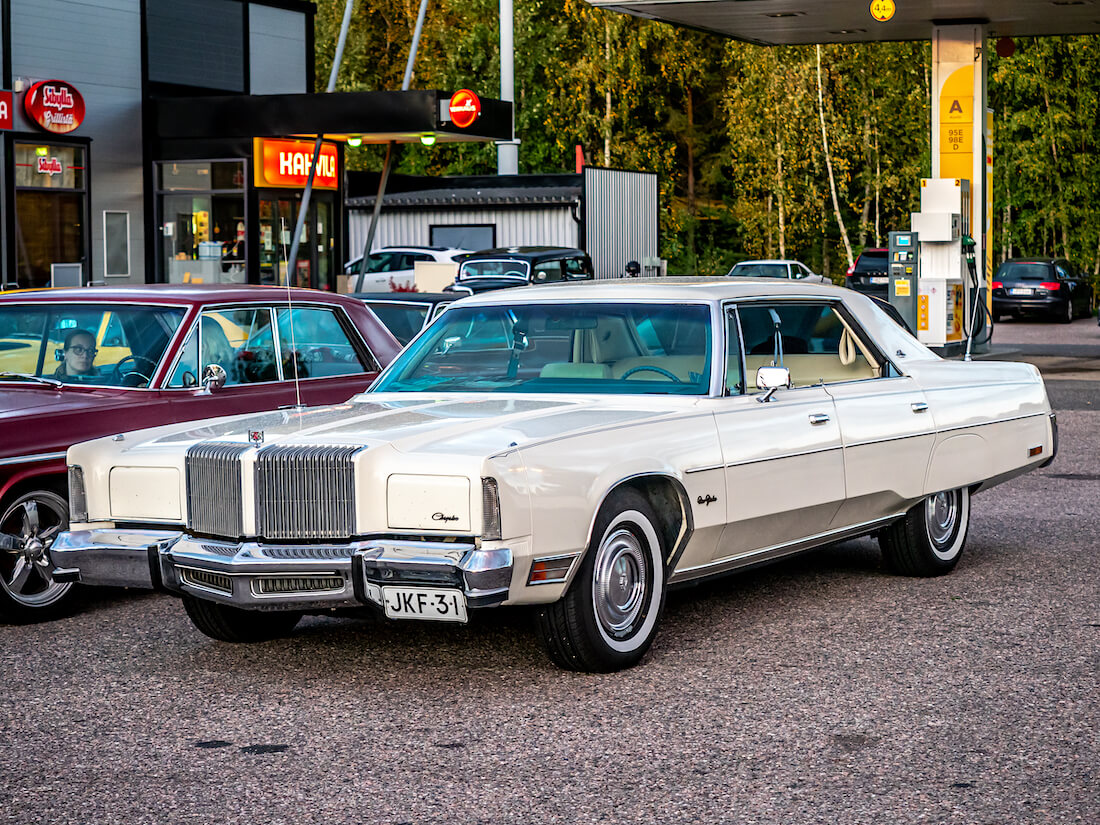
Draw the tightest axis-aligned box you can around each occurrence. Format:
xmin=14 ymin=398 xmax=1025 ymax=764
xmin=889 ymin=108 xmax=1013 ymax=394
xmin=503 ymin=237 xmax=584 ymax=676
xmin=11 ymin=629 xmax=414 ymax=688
xmin=727 ymin=259 xmax=830 ymax=284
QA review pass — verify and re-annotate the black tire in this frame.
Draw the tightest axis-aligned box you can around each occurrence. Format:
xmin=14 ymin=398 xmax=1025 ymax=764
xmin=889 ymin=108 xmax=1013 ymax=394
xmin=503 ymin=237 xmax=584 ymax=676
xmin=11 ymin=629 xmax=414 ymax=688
xmin=0 ymin=489 xmax=76 ymax=623
xmin=992 ymin=312 xmax=1002 ymax=324
xmin=183 ymin=595 xmax=302 ymax=643
xmin=1057 ymin=300 xmax=1074 ymax=324
xmin=534 ymin=488 xmax=667 ymax=672
xmin=879 ymin=487 xmax=971 ymax=577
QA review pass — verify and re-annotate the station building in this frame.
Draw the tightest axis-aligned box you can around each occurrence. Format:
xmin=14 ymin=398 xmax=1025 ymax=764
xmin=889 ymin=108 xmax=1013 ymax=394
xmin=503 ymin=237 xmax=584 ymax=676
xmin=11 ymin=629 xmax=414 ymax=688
xmin=0 ymin=0 xmax=510 ymax=291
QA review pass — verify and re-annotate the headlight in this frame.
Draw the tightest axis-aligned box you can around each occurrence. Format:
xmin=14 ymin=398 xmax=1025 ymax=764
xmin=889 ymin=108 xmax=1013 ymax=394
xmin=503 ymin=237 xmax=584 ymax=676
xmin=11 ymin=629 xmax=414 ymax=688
xmin=68 ymin=465 xmax=88 ymax=522
xmin=481 ymin=477 xmax=502 ymax=541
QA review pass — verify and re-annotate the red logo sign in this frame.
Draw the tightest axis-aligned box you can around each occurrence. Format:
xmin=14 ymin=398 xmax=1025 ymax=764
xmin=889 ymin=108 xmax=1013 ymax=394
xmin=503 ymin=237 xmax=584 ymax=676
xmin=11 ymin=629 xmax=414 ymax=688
xmin=254 ymin=138 xmax=339 ymax=190
xmin=36 ymin=156 xmax=63 ymax=176
xmin=449 ymin=89 xmax=481 ymax=129
xmin=23 ymin=80 xmax=85 ymax=134
xmin=0 ymin=92 xmax=12 ymax=131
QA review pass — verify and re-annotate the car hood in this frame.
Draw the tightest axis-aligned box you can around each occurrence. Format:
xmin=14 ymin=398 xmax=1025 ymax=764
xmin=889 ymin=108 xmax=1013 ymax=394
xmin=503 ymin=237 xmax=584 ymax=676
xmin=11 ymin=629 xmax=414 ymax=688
xmin=0 ymin=384 xmax=133 ymax=419
xmin=88 ymin=393 xmax=695 ymax=461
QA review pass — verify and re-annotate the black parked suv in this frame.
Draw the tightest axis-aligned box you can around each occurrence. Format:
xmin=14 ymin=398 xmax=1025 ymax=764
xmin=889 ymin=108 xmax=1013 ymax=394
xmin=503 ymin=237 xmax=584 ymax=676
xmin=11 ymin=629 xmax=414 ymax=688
xmin=992 ymin=258 xmax=1094 ymax=324
xmin=844 ymin=248 xmax=889 ymax=299
xmin=445 ymin=247 xmax=594 ymax=295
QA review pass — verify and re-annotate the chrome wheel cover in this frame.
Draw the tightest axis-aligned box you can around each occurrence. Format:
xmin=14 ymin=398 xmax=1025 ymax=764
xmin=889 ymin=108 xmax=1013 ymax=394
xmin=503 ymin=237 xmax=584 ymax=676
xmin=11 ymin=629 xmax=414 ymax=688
xmin=592 ymin=527 xmax=648 ymax=637
xmin=0 ymin=495 xmax=72 ymax=608
xmin=925 ymin=490 xmax=960 ymax=553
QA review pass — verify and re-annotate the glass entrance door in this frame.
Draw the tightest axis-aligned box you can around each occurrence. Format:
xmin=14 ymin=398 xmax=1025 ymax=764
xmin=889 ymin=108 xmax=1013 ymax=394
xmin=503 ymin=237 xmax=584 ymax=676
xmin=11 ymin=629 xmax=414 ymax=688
xmin=257 ymin=193 xmax=336 ymax=289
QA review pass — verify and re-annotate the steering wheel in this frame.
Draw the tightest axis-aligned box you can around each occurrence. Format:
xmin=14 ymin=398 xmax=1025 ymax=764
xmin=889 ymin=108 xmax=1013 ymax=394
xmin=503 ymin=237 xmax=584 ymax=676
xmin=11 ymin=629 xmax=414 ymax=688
xmin=111 ymin=355 xmax=158 ymax=386
xmin=620 ymin=365 xmax=683 ymax=383
xmin=504 ymin=270 xmax=526 ymax=278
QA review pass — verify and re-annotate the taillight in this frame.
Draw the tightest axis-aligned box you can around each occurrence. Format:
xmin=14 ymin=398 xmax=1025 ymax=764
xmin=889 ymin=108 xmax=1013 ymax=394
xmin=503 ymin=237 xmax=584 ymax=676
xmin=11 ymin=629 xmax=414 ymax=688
xmin=1039 ymin=281 xmax=1061 ymax=291
xmin=847 ymin=262 xmax=856 ymax=276
xmin=991 ymin=281 xmax=1003 ymax=289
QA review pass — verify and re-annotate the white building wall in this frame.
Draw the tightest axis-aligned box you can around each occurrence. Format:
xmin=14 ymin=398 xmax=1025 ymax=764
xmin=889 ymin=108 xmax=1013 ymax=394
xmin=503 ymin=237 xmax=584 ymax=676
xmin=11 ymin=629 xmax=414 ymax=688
xmin=348 ymin=206 xmax=579 ymax=258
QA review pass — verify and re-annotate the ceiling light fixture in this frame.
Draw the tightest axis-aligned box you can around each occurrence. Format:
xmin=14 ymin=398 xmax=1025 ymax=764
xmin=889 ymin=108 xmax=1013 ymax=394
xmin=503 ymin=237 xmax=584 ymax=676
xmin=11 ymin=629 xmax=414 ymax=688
xmin=346 ymin=135 xmax=362 ymax=147
xmin=420 ymin=133 xmax=437 ymax=147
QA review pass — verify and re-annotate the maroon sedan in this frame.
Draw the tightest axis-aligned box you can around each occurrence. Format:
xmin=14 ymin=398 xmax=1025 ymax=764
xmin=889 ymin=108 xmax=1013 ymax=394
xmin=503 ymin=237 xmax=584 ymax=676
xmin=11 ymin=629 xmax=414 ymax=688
xmin=0 ymin=284 xmax=400 ymax=621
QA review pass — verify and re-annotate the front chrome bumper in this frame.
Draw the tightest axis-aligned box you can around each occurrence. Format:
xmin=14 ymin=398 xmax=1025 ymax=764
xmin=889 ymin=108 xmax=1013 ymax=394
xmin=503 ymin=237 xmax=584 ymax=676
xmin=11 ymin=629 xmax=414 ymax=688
xmin=50 ymin=528 xmax=513 ymax=611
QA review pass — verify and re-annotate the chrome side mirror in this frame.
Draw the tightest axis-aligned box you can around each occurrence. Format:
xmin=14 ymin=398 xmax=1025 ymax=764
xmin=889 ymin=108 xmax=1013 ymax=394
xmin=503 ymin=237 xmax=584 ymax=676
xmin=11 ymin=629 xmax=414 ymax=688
xmin=755 ymin=365 xmax=791 ymax=403
xmin=200 ymin=363 xmax=227 ymax=393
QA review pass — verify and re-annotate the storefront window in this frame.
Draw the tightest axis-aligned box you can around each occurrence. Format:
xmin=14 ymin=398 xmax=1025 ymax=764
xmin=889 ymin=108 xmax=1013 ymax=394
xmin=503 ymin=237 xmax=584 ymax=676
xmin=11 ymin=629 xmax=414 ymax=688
xmin=12 ymin=143 xmax=88 ymax=289
xmin=157 ymin=160 xmax=246 ymax=285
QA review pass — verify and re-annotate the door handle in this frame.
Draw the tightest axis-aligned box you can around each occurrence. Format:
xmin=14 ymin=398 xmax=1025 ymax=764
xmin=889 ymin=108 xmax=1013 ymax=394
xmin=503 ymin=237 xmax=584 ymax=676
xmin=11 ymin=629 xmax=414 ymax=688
xmin=808 ymin=413 xmax=830 ymax=425
xmin=911 ymin=402 xmax=929 ymax=413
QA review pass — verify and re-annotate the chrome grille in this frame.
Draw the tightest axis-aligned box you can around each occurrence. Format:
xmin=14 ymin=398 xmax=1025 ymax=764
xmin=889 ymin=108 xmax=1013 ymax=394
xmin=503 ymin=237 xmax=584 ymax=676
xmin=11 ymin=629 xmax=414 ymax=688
xmin=186 ymin=442 xmax=249 ymax=538
xmin=260 ymin=545 xmax=356 ymax=560
xmin=254 ymin=575 xmax=345 ymax=595
xmin=254 ymin=445 xmax=361 ymax=540
xmin=179 ymin=567 xmax=233 ymax=594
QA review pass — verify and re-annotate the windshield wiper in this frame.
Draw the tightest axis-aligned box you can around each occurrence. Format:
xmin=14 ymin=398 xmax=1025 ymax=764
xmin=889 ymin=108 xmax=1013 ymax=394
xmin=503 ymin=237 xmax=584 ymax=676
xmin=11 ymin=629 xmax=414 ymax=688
xmin=0 ymin=372 xmax=63 ymax=388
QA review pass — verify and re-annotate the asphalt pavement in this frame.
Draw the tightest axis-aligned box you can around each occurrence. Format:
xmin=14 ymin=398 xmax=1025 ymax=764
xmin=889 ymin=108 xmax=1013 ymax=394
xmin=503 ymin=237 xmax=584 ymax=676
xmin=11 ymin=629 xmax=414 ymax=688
xmin=1 ymin=317 xmax=1097 ymax=825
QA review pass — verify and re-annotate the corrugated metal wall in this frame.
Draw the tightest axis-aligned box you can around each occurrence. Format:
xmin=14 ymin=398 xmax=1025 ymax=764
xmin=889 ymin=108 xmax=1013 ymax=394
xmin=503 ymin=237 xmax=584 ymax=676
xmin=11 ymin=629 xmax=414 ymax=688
xmin=584 ymin=168 xmax=658 ymax=279
xmin=347 ymin=206 xmax=579 ymax=259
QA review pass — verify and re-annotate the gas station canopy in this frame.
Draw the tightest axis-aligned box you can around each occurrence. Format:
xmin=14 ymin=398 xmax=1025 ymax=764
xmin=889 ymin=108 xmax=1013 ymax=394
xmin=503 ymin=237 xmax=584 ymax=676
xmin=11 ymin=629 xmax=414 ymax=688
xmin=584 ymin=0 xmax=1100 ymax=44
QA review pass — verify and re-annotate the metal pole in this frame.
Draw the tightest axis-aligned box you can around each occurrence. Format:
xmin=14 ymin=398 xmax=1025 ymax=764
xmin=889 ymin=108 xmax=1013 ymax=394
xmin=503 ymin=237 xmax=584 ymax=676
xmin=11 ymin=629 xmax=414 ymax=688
xmin=359 ymin=0 xmax=430 ymax=287
xmin=497 ymin=0 xmax=517 ymax=174
xmin=286 ymin=0 xmax=356 ymax=284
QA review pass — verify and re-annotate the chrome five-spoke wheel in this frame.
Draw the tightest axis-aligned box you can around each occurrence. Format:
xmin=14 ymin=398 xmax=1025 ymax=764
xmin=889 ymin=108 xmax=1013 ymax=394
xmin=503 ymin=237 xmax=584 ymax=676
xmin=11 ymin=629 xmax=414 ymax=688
xmin=0 ymin=490 xmax=75 ymax=622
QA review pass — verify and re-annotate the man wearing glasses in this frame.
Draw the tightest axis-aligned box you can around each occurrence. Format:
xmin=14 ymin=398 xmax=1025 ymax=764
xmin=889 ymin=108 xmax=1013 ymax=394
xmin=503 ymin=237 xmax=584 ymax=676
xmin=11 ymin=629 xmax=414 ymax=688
xmin=54 ymin=329 xmax=99 ymax=381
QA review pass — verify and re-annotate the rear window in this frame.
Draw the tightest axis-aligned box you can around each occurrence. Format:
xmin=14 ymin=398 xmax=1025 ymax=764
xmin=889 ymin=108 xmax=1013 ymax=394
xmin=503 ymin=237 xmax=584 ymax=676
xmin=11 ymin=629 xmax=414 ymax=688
xmin=996 ymin=262 xmax=1052 ymax=281
xmin=853 ymin=251 xmax=888 ymax=274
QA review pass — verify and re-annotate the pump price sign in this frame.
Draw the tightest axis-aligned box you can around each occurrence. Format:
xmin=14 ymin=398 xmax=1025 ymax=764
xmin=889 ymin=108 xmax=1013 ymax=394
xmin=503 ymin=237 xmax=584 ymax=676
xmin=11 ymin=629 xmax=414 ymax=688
xmin=869 ymin=0 xmax=895 ymax=22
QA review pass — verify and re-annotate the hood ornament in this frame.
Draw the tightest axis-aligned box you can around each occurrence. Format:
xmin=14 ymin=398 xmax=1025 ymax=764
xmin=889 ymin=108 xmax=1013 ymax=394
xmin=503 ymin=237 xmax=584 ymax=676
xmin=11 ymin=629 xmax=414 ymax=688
xmin=248 ymin=430 xmax=264 ymax=445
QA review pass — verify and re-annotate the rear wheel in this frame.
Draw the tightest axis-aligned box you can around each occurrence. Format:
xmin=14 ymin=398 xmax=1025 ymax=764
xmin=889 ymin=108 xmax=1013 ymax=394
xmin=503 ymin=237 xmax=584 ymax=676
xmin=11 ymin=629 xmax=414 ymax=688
xmin=183 ymin=595 xmax=302 ymax=643
xmin=535 ymin=489 xmax=667 ymax=672
xmin=880 ymin=487 xmax=971 ymax=577
xmin=1058 ymin=300 xmax=1074 ymax=324
xmin=0 ymin=490 xmax=76 ymax=623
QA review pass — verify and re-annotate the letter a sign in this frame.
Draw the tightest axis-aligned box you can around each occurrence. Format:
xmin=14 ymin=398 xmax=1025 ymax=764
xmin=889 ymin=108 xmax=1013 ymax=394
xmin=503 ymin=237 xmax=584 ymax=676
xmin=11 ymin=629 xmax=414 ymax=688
xmin=870 ymin=0 xmax=895 ymax=22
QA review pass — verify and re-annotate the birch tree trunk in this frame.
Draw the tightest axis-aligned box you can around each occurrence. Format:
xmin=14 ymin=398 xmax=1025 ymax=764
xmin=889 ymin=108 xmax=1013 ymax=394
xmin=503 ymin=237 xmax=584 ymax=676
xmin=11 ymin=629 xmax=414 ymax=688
xmin=603 ymin=21 xmax=612 ymax=167
xmin=816 ymin=45 xmax=853 ymax=268
xmin=776 ymin=132 xmax=786 ymax=259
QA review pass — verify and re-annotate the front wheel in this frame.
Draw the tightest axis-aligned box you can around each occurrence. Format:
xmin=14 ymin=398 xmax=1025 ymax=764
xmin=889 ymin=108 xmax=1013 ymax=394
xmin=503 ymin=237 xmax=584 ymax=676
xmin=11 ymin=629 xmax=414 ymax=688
xmin=535 ymin=489 xmax=667 ymax=672
xmin=0 ymin=490 xmax=76 ymax=623
xmin=183 ymin=595 xmax=302 ymax=643
xmin=879 ymin=487 xmax=971 ymax=577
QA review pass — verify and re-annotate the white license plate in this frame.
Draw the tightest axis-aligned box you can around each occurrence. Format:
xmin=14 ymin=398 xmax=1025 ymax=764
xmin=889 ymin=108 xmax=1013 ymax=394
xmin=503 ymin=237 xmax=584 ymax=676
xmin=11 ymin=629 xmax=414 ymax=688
xmin=381 ymin=586 xmax=467 ymax=623
xmin=1009 ymin=287 xmax=1032 ymax=296
xmin=869 ymin=276 xmax=889 ymax=285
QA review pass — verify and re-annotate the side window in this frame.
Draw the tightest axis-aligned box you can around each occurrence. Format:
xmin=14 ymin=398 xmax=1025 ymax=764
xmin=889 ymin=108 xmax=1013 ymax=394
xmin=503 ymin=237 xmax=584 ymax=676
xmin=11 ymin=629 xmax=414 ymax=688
xmin=1055 ymin=264 xmax=1069 ymax=280
xmin=167 ymin=325 xmax=199 ymax=388
xmin=276 ymin=307 xmax=372 ymax=380
xmin=724 ymin=309 xmax=744 ymax=394
xmin=199 ymin=308 xmax=277 ymax=386
xmin=532 ymin=261 xmax=563 ymax=283
xmin=738 ymin=302 xmax=878 ymax=389
xmin=564 ymin=257 xmax=591 ymax=279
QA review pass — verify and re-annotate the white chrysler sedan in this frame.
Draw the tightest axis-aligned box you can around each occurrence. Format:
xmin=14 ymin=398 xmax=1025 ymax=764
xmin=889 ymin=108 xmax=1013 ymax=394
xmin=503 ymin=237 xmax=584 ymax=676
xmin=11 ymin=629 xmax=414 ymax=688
xmin=51 ymin=281 xmax=1056 ymax=672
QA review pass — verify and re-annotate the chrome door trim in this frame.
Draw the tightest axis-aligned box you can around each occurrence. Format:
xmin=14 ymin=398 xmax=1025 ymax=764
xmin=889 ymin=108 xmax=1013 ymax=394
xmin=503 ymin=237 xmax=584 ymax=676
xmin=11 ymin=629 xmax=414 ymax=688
xmin=0 ymin=450 xmax=67 ymax=467
xmin=669 ymin=513 xmax=905 ymax=584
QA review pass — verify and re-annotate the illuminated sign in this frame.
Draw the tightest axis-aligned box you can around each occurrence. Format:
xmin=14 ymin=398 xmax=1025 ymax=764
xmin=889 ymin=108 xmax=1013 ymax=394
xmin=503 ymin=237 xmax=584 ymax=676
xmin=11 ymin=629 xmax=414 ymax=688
xmin=36 ymin=156 xmax=63 ymax=176
xmin=23 ymin=80 xmax=85 ymax=134
xmin=448 ymin=90 xmax=481 ymax=129
xmin=0 ymin=91 xmax=11 ymax=130
xmin=253 ymin=138 xmax=339 ymax=190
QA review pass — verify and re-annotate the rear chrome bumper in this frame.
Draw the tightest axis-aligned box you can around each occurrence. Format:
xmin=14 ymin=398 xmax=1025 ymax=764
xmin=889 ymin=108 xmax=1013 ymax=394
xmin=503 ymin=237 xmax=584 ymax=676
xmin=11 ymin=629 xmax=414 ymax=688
xmin=49 ymin=528 xmax=513 ymax=611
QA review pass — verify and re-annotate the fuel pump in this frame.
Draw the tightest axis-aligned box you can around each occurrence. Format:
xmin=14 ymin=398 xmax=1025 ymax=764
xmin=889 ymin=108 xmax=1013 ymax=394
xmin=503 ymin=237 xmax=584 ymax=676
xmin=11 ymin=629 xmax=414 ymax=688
xmin=910 ymin=178 xmax=969 ymax=350
xmin=887 ymin=231 xmax=919 ymax=333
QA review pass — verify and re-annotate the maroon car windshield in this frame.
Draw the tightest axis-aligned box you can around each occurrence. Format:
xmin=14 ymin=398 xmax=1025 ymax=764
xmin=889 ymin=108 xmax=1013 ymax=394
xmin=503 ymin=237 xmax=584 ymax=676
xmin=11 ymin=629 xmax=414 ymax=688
xmin=0 ymin=303 xmax=185 ymax=388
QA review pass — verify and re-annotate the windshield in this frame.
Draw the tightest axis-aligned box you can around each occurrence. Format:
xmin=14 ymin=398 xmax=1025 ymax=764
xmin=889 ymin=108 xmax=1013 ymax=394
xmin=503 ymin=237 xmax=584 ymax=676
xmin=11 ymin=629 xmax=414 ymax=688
xmin=996 ymin=262 xmax=1053 ymax=281
xmin=372 ymin=302 xmax=712 ymax=395
xmin=0 ymin=303 xmax=185 ymax=387
xmin=364 ymin=301 xmax=430 ymax=346
xmin=458 ymin=259 xmax=530 ymax=280
xmin=731 ymin=263 xmax=788 ymax=278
